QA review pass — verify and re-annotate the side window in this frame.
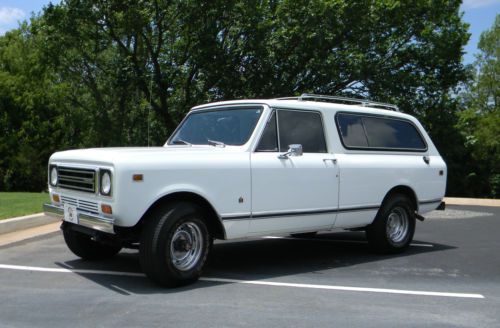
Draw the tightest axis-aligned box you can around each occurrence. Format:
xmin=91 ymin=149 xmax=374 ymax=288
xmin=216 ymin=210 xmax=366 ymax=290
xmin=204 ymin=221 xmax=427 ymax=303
xmin=277 ymin=110 xmax=327 ymax=153
xmin=337 ymin=114 xmax=369 ymax=147
xmin=362 ymin=117 xmax=426 ymax=150
xmin=256 ymin=111 xmax=278 ymax=152
xmin=336 ymin=113 xmax=427 ymax=151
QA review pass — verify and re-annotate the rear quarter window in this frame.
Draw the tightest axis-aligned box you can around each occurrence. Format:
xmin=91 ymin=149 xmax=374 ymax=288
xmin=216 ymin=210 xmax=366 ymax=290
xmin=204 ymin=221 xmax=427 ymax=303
xmin=336 ymin=113 xmax=427 ymax=152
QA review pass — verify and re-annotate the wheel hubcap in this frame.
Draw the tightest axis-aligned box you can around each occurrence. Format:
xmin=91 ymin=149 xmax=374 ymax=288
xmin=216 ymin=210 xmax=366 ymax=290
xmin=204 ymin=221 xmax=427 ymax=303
xmin=170 ymin=222 xmax=203 ymax=271
xmin=386 ymin=207 xmax=409 ymax=244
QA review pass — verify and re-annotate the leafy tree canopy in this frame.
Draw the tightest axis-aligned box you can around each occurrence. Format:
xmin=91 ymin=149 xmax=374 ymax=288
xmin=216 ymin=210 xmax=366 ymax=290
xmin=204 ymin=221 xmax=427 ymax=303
xmin=0 ymin=0 xmax=472 ymax=193
xmin=457 ymin=14 xmax=499 ymax=197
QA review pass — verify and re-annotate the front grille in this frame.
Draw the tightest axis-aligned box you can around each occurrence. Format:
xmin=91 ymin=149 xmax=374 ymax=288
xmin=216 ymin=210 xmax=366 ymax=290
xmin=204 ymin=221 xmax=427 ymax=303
xmin=58 ymin=167 xmax=96 ymax=193
xmin=61 ymin=196 xmax=99 ymax=214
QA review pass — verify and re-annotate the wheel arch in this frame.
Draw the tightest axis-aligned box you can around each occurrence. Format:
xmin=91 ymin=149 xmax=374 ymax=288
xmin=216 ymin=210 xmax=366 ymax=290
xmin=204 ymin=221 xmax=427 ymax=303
xmin=381 ymin=185 xmax=418 ymax=212
xmin=136 ymin=191 xmax=226 ymax=240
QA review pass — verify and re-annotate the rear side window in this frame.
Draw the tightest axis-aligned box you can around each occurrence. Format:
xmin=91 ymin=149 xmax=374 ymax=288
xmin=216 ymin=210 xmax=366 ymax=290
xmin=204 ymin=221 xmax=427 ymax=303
xmin=337 ymin=114 xmax=369 ymax=148
xmin=336 ymin=113 xmax=427 ymax=151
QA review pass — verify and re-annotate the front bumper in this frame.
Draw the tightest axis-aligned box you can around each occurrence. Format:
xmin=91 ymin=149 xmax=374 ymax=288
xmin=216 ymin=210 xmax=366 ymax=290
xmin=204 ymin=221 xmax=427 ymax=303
xmin=43 ymin=203 xmax=115 ymax=234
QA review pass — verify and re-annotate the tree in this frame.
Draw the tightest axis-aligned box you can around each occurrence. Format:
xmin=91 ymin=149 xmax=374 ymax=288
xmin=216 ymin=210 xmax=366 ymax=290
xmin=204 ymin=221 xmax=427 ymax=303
xmin=457 ymin=15 xmax=500 ymax=197
xmin=0 ymin=0 xmax=470 ymax=192
xmin=41 ymin=0 xmax=470 ymax=128
xmin=0 ymin=25 xmax=72 ymax=190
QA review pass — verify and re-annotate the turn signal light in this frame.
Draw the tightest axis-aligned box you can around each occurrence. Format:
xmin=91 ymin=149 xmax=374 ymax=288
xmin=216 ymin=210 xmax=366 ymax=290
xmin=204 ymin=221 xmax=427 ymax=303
xmin=52 ymin=194 xmax=60 ymax=203
xmin=133 ymin=174 xmax=143 ymax=182
xmin=101 ymin=204 xmax=113 ymax=215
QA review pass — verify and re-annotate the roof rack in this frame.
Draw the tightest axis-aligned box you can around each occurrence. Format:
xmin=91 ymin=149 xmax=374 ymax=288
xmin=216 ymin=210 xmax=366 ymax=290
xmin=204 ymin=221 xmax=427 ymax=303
xmin=276 ymin=94 xmax=399 ymax=112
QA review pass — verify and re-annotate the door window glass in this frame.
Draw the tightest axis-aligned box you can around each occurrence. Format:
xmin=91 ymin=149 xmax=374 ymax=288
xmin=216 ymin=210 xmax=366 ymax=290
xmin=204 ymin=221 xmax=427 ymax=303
xmin=277 ymin=110 xmax=327 ymax=153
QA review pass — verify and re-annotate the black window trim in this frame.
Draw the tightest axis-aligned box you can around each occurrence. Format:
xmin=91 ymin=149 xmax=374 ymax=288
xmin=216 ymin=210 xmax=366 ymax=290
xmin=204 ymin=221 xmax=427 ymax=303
xmin=167 ymin=104 xmax=265 ymax=146
xmin=335 ymin=111 xmax=428 ymax=153
xmin=254 ymin=109 xmax=279 ymax=152
xmin=254 ymin=107 xmax=329 ymax=153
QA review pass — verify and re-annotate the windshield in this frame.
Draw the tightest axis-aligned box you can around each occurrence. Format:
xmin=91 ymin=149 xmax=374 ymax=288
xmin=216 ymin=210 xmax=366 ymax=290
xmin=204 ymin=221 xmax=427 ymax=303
xmin=169 ymin=106 xmax=263 ymax=146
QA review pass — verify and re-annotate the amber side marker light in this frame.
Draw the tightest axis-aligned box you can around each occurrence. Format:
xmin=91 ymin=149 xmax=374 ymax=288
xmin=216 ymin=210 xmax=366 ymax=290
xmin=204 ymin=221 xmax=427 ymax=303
xmin=133 ymin=174 xmax=143 ymax=182
xmin=52 ymin=194 xmax=60 ymax=203
xmin=101 ymin=204 xmax=113 ymax=215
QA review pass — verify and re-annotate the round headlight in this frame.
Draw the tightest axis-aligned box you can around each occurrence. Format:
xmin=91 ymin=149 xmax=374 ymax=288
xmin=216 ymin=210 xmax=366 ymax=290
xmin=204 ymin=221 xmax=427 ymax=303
xmin=50 ymin=167 xmax=58 ymax=186
xmin=101 ymin=171 xmax=111 ymax=195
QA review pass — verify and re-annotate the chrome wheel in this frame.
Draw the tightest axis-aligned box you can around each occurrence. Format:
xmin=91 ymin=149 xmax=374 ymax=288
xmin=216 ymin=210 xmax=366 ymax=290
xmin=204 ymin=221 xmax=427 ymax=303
xmin=386 ymin=207 xmax=409 ymax=243
xmin=170 ymin=222 xmax=204 ymax=271
xmin=366 ymin=194 xmax=415 ymax=253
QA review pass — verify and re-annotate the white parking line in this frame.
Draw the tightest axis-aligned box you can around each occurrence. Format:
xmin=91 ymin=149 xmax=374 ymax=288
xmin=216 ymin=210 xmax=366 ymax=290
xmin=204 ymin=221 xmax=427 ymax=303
xmin=262 ymin=236 xmax=434 ymax=248
xmin=410 ymin=243 xmax=434 ymax=247
xmin=0 ymin=263 xmax=484 ymax=299
xmin=0 ymin=264 xmax=144 ymax=277
xmin=200 ymin=277 xmax=484 ymax=299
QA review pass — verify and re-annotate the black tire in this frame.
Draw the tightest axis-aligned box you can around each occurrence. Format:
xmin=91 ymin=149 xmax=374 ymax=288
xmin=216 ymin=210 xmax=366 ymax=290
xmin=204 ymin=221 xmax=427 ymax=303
xmin=291 ymin=232 xmax=318 ymax=238
xmin=366 ymin=194 xmax=416 ymax=254
xmin=63 ymin=228 xmax=122 ymax=260
xmin=139 ymin=202 xmax=211 ymax=287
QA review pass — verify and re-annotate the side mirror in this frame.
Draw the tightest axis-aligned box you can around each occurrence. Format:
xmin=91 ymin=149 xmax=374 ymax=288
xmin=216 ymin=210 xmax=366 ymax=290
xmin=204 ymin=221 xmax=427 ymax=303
xmin=278 ymin=144 xmax=303 ymax=159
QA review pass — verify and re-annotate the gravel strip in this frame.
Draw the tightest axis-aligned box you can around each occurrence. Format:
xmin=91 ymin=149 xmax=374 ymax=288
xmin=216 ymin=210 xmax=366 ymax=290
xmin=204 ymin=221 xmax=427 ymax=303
xmin=425 ymin=209 xmax=494 ymax=220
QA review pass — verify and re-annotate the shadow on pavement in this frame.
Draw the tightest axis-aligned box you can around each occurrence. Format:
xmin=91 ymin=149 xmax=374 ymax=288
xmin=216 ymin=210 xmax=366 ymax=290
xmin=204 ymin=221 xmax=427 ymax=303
xmin=54 ymin=231 xmax=454 ymax=295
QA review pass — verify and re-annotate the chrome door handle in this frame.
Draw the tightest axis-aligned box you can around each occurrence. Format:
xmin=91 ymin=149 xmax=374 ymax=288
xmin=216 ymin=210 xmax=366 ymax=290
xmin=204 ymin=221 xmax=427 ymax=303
xmin=323 ymin=158 xmax=337 ymax=164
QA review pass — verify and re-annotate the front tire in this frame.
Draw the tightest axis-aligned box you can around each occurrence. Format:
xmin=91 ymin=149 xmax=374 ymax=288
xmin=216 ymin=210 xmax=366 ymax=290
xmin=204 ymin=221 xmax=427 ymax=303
xmin=139 ymin=202 xmax=211 ymax=287
xmin=366 ymin=194 xmax=416 ymax=253
xmin=63 ymin=228 xmax=122 ymax=260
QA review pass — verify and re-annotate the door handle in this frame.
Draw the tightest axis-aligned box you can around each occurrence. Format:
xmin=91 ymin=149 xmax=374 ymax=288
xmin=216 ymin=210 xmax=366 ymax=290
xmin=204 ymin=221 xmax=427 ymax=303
xmin=423 ymin=156 xmax=430 ymax=164
xmin=323 ymin=158 xmax=337 ymax=164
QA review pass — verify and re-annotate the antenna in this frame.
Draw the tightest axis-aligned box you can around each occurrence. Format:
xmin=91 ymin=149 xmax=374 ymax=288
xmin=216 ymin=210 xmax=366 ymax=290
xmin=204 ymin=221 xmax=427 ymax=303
xmin=148 ymin=75 xmax=153 ymax=147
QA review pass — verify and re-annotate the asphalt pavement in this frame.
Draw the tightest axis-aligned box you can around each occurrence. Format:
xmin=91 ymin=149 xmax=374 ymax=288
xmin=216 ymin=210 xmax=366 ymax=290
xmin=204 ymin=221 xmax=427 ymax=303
xmin=0 ymin=205 xmax=499 ymax=327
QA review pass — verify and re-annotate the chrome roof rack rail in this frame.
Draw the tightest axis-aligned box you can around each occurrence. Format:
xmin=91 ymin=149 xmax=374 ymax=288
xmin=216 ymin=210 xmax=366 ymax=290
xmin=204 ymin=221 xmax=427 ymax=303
xmin=277 ymin=94 xmax=399 ymax=112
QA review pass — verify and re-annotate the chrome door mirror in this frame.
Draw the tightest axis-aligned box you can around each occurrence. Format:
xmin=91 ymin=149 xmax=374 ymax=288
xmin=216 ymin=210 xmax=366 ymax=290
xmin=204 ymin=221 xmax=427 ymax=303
xmin=278 ymin=144 xmax=303 ymax=159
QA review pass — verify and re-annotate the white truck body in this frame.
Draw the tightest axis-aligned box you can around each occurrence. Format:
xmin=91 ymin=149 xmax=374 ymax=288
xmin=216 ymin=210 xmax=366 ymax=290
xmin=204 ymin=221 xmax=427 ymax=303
xmin=45 ymin=98 xmax=446 ymax=239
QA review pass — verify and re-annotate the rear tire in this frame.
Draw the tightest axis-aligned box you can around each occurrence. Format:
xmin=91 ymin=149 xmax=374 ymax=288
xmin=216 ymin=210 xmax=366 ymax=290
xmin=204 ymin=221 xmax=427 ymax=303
xmin=366 ymin=194 xmax=415 ymax=254
xmin=63 ymin=229 xmax=122 ymax=260
xmin=139 ymin=202 xmax=211 ymax=287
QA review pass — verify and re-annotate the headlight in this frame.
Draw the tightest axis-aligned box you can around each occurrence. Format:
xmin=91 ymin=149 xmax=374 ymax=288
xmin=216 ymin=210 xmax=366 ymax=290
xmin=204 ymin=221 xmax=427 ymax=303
xmin=100 ymin=170 xmax=112 ymax=196
xmin=49 ymin=166 xmax=58 ymax=186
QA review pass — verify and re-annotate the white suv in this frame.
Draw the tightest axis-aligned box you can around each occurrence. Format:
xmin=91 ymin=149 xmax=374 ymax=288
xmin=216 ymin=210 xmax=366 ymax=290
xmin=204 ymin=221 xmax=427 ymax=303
xmin=44 ymin=94 xmax=446 ymax=287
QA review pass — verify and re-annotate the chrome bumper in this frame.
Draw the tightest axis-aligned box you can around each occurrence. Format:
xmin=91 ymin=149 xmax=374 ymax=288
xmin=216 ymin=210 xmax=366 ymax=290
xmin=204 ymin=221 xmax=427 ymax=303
xmin=43 ymin=203 xmax=115 ymax=234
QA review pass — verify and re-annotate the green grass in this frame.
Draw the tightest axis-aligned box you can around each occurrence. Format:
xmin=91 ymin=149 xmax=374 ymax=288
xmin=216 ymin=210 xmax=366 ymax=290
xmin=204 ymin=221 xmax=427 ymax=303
xmin=0 ymin=192 xmax=50 ymax=220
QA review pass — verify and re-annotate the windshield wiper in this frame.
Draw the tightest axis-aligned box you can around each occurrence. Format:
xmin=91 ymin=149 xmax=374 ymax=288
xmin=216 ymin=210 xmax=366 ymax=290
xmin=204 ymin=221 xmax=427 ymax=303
xmin=207 ymin=139 xmax=226 ymax=147
xmin=171 ymin=139 xmax=192 ymax=146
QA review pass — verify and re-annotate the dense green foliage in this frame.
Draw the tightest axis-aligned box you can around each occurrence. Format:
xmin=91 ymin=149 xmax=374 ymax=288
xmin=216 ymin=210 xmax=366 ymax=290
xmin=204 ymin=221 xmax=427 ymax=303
xmin=457 ymin=15 xmax=500 ymax=197
xmin=0 ymin=0 xmax=495 ymax=198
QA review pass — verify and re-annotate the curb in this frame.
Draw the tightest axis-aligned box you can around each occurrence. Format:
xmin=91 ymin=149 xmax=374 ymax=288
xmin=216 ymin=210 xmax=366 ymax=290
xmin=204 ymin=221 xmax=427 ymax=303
xmin=444 ymin=197 xmax=500 ymax=207
xmin=0 ymin=213 xmax=60 ymax=235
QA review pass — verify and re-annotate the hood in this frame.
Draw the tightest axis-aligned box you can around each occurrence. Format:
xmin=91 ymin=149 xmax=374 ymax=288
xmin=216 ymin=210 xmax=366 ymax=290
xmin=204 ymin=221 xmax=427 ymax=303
xmin=49 ymin=146 xmax=240 ymax=166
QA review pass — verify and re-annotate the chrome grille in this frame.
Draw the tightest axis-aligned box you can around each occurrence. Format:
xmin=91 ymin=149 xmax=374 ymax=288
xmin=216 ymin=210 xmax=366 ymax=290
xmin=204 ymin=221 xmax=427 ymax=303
xmin=58 ymin=167 xmax=96 ymax=193
xmin=61 ymin=196 xmax=99 ymax=214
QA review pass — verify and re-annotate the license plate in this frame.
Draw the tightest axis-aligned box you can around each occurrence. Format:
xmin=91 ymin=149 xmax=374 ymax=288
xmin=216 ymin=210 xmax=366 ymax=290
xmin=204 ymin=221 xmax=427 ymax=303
xmin=63 ymin=204 xmax=78 ymax=224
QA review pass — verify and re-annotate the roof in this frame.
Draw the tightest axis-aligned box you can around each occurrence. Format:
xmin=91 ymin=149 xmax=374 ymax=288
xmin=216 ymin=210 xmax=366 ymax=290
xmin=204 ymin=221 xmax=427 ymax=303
xmin=191 ymin=94 xmax=414 ymax=121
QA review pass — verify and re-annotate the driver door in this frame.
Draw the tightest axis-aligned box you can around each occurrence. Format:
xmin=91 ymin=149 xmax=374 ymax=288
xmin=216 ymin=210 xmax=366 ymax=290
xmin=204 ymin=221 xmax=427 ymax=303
xmin=249 ymin=109 xmax=339 ymax=235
